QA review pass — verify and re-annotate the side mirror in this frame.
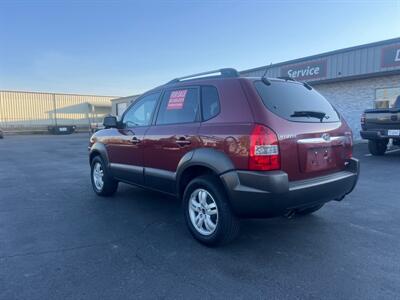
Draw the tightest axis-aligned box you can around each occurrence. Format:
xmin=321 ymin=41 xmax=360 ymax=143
xmin=103 ymin=116 xmax=118 ymax=128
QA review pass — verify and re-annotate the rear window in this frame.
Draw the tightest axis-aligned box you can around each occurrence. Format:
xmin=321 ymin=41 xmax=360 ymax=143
xmin=254 ymin=80 xmax=340 ymax=123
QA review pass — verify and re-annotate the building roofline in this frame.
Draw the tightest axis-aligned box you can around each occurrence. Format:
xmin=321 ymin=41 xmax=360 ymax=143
xmin=111 ymin=94 xmax=142 ymax=102
xmin=310 ymin=69 xmax=400 ymax=85
xmin=240 ymin=37 xmax=400 ymax=74
xmin=0 ymin=89 xmax=120 ymax=98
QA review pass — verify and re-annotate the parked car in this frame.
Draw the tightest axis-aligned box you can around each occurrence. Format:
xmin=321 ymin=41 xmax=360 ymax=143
xmin=48 ymin=125 xmax=76 ymax=135
xmin=0 ymin=128 xmax=3 ymax=139
xmin=360 ymin=95 xmax=400 ymax=155
xmin=88 ymin=68 xmax=359 ymax=246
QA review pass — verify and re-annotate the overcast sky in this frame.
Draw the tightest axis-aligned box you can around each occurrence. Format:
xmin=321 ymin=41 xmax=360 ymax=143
xmin=0 ymin=0 xmax=399 ymax=96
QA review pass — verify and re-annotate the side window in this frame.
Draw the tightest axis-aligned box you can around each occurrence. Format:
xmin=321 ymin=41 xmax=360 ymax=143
xmin=156 ymin=88 xmax=199 ymax=125
xmin=201 ymin=86 xmax=220 ymax=121
xmin=122 ymin=92 xmax=160 ymax=127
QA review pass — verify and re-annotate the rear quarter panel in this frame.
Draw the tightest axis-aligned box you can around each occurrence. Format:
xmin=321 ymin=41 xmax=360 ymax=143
xmin=196 ymin=79 xmax=255 ymax=170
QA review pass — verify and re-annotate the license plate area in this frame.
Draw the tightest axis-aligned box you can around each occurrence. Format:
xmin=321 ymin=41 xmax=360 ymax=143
xmin=304 ymin=147 xmax=338 ymax=172
xmin=297 ymin=136 xmax=347 ymax=174
xmin=388 ymin=129 xmax=400 ymax=136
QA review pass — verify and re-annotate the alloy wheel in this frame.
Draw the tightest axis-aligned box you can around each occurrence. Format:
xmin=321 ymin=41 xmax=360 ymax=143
xmin=93 ymin=162 xmax=104 ymax=191
xmin=188 ymin=188 xmax=219 ymax=236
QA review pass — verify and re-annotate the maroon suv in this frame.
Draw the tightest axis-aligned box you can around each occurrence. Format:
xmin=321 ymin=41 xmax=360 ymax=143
xmin=89 ymin=68 xmax=359 ymax=246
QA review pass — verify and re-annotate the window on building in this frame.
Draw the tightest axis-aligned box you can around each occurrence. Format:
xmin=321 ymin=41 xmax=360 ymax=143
xmin=375 ymin=87 xmax=400 ymax=108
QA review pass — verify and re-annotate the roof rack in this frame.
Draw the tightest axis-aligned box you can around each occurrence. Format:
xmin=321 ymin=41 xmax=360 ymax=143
xmin=167 ymin=68 xmax=239 ymax=84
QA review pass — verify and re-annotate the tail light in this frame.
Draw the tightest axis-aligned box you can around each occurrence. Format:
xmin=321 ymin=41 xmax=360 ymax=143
xmin=344 ymin=131 xmax=353 ymax=159
xmin=361 ymin=113 xmax=366 ymax=125
xmin=248 ymin=124 xmax=280 ymax=171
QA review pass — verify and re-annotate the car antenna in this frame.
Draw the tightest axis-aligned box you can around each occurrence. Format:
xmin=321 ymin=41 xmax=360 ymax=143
xmin=261 ymin=63 xmax=272 ymax=86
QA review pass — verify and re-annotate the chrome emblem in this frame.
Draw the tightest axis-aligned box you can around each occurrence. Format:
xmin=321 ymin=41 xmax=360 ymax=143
xmin=322 ymin=133 xmax=330 ymax=141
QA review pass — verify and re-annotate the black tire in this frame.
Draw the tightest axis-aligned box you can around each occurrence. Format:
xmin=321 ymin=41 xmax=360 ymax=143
xmin=183 ymin=175 xmax=240 ymax=246
xmin=368 ymin=140 xmax=387 ymax=156
xmin=297 ymin=204 xmax=324 ymax=216
xmin=90 ymin=156 xmax=118 ymax=196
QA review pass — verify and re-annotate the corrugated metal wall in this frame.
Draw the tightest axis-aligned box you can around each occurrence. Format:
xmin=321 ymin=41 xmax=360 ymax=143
xmin=240 ymin=38 xmax=400 ymax=82
xmin=0 ymin=91 xmax=117 ymax=131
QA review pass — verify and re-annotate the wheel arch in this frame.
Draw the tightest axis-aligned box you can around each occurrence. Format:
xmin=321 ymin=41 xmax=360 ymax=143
xmin=89 ymin=142 xmax=110 ymax=166
xmin=176 ymin=148 xmax=235 ymax=199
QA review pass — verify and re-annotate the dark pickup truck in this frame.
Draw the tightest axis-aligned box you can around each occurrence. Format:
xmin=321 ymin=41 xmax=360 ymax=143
xmin=361 ymin=95 xmax=400 ymax=155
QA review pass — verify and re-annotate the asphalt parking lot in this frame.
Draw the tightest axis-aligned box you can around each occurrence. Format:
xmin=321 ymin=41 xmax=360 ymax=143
xmin=0 ymin=133 xmax=399 ymax=299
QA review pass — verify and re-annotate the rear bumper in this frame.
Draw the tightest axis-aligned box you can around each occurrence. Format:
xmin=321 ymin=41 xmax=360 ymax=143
xmin=360 ymin=130 xmax=400 ymax=140
xmin=220 ymin=158 xmax=359 ymax=218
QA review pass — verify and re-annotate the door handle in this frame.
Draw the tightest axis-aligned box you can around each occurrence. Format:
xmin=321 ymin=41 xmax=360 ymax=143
xmin=176 ymin=137 xmax=191 ymax=146
xmin=130 ymin=136 xmax=141 ymax=144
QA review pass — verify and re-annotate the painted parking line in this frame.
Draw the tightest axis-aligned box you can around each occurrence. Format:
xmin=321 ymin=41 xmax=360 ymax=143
xmin=386 ymin=148 xmax=400 ymax=154
xmin=364 ymin=148 xmax=400 ymax=157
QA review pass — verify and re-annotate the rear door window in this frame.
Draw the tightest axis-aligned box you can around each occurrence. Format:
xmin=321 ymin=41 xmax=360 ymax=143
xmin=254 ymin=80 xmax=340 ymax=123
xmin=156 ymin=88 xmax=199 ymax=125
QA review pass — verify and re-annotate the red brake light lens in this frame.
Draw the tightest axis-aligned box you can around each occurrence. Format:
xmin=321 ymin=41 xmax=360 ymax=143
xmin=249 ymin=124 xmax=280 ymax=171
xmin=344 ymin=131 xmax=353 ymax=159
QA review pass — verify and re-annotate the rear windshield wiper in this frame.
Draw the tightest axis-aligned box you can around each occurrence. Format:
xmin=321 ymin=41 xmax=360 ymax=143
xmin=291 ymin=111 xmax=329 ymax=122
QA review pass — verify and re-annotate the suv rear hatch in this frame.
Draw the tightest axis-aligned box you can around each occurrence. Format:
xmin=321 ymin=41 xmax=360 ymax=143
xmin=248 ymin=79 xmax=352 ymax=181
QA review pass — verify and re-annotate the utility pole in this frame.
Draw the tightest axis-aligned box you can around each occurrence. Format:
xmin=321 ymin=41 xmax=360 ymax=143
xmin=86 ymin=103 xmax=92 ymax=135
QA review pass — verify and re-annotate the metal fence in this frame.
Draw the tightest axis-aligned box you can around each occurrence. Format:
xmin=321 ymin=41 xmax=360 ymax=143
xmin=0 ymin=90 xmax=117 ymax=132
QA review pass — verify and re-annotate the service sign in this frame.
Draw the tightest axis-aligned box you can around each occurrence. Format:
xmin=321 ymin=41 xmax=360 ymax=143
xmin=281 ymin=60 xmax=327 ymax=81
xmin=381 ymin=44 xmax=400 ymax=68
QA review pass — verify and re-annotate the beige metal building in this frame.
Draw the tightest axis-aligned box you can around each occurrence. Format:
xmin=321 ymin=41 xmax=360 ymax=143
xmin=0 ymin=90 xmax=118 ymax=132
xmin=111 ymin=94 xmax=140 ymax=117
